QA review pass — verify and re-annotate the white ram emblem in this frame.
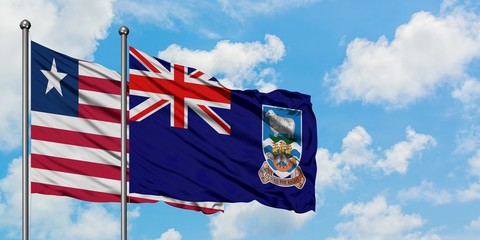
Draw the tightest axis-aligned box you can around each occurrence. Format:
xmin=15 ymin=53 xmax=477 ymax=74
xmin=265 ymin=109 xmax=295 ymax=138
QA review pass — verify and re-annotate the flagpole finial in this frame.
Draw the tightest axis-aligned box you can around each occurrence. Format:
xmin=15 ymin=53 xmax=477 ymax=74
xmin=119 ymin=26 xmax=129 ymax=36
xmin=20 ymin=19 xmax=31 ymax=30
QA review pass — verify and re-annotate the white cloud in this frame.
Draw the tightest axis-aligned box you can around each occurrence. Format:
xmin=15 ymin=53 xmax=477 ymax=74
xmin=468 ymin=150 xmax=480 ymax=177
xmin=396 ymin=180 xmax=452 ymax=205
xmin=9 ymin=0 xmax=114 ymax=60
xmin=39 ymin=204 xmax=119 ymax=240
xmin=457 ymin=182 xmax=480 ymax=202
xmin=158 ymin=34 xmax=285 ymax=91
xmin=155 ymin=228 xmax=182 ymax=240
xmin=218 ymin=0 xmax=319 ymax=21
xmin=375 ymin=127 xmax=436 ymax=175
xmin=340 ymin=126 xmax=376 ymax=167
xmin=254 ymin=68 xmax=279 ymax=93
xmin=440 ymin=0 xmax=459 ymax=13
xmin=403 ymin=232 xmax=442 ymax=240
xmin=455 ymin=125 xmax=480 ymax=154
xmin=115 ymin=0 xmax=193 ymax=29
xmin=116 ymin=0 xmax=318 ymax=38
xmin=128 ymin=206 xmax=140 ymax=219
xmin=326 ymin=7 xmax=480 ymax=108
xmin=0 ymin=0 xmax=114 ymax=151
xmin=0 ymin=158 xmax=24 ymax=231
xmin=452 ymin=78 xmax=480 ymax=111
xmin=208 ymin=201 xmax=314 ymax=240
xmin=465 ymin=216 xmax=480 ymax=233
xmin=0 ymin=158 xmax=119 ymax=239
xmin=328 ymin=196 xmax=429 ymax=240
xmin=315 ymin=126 xmax=375 ymax=190
xmin=316 ymin=126 xmax=435 ymax=190
xmin=456 ymin=149 xmax=480 ymax=202
xmin=434 ymin=216 xmax=480 ymax=240
xmin=315 ymin=148 xmax=354 ymax=191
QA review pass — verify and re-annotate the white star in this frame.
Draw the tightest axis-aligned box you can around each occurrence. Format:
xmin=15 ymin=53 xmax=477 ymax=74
xmin=41 ymin=58 xmax=67 ymax=96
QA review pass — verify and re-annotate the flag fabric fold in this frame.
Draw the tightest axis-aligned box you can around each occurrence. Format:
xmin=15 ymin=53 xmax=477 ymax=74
xmin=129 ymin=47 xmax=317 ymax=213
xmin=30 ymin=41 xmax=223 ymax=214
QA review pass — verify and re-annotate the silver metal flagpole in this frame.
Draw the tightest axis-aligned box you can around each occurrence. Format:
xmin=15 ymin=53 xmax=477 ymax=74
xmin=20 ymin=19 xmax=31 ymax=240
xmin=119 ymin=25 xmax=129 ymax=240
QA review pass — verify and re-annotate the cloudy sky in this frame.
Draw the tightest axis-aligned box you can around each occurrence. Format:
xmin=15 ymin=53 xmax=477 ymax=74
xmin=1 ymin=0 xmax=480 ymax=239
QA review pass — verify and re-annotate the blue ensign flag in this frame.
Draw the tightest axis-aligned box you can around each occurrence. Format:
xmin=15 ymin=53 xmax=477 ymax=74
xmin=129 ymin=47 xmax=318 ymax=213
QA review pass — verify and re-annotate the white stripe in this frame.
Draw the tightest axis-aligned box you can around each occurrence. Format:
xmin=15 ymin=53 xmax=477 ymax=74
xmin=128 ymin=193 xmax=224 ymax=210
xmin=189 ymin=103 xmax=230 ymax=135
xmin=79 ymin=89 xmax=121 ymax=109
xmin=79 ymin=60 xmax=120 ymax=81
xmin=130 ymin=70 xmax=169 ymax=79
xmin=129 ymin=90 xmax=172 ymax=122
xmin=31 ymin=168 xmax=120 ymax=194
xmin=186 ymin=69 xmax=224 ymax=88
xmin=188 ymin=98 xmax=230 ymax=109
xmin=130 ymin=49 xmax=173 ymax=79
xmin=31 ymin=111 xmax=120 ymax=138
xmin=31 ymin=139 xmax=121 ymax=166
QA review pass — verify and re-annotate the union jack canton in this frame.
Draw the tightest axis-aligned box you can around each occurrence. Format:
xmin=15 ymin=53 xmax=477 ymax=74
xmin=129 ymin=47 xmax=231 ymax=135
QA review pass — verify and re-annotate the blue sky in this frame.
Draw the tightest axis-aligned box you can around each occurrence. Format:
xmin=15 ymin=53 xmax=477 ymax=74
xmin=1 ymin=0 xmax=480 ymax=239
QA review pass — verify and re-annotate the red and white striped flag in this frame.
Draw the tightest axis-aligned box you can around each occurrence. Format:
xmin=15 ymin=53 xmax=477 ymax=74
xmin=30 ymin=41 xmax=223 ymax=214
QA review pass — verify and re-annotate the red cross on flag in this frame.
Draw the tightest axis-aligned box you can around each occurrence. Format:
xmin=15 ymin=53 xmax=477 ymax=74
xmin=129 ymin=47 xmax=231 ymax=135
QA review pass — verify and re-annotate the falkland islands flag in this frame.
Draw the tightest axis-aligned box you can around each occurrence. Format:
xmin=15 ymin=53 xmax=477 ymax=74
xmin=129 ymin=47 xmax=317 ymax=213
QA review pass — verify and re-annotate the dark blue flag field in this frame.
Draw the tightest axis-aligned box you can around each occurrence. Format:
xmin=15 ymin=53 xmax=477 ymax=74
xmin=129 ymin=47 xmax=317 ymax=213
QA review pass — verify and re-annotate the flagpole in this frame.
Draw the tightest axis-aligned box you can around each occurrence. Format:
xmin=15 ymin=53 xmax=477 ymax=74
xmin=119 ymin=25 xmax=129 ymax=240
xmin=20 ymin=19 xmax=31 ymax=240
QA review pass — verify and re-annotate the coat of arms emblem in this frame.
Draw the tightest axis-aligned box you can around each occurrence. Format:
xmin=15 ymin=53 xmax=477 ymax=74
xmin=259 ymin=105 xmax=306 ymax=189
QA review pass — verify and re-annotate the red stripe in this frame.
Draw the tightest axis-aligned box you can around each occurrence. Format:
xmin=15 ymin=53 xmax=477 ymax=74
xmin=173 ymin=65 xmax=186 ymax=128
xmin=130 ymin=99 xmax=169 ymax=121
xmin=79 ymin=75 xmax=120 ymax=95
xmin=31 ymin=182 xmax=157 ymax=203
xmin=129 ymin=74 xmax=230 ymax=103
xmin=31 ymin=125 xmax=120 ymax=152
xmin=199 ymin=105 xmax=231 ymax=134
xmin=31 ymin=153 xmax=125 ymax=181
xmin=165 ymin=201 xmax=223 ymax=214
xmin=79 ymin=104 xmax=121 ymax=123
xmin=190 ymin=70 xmax=204 ymax=79
xmin=130 ymin=47 xmax=160 ymax=73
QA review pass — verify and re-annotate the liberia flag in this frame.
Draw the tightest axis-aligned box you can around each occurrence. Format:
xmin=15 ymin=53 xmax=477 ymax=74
xmin=129 ymin=47 xmax=317 ymax=213
xmin=30 ymin=41 xmax=223 ymax=214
